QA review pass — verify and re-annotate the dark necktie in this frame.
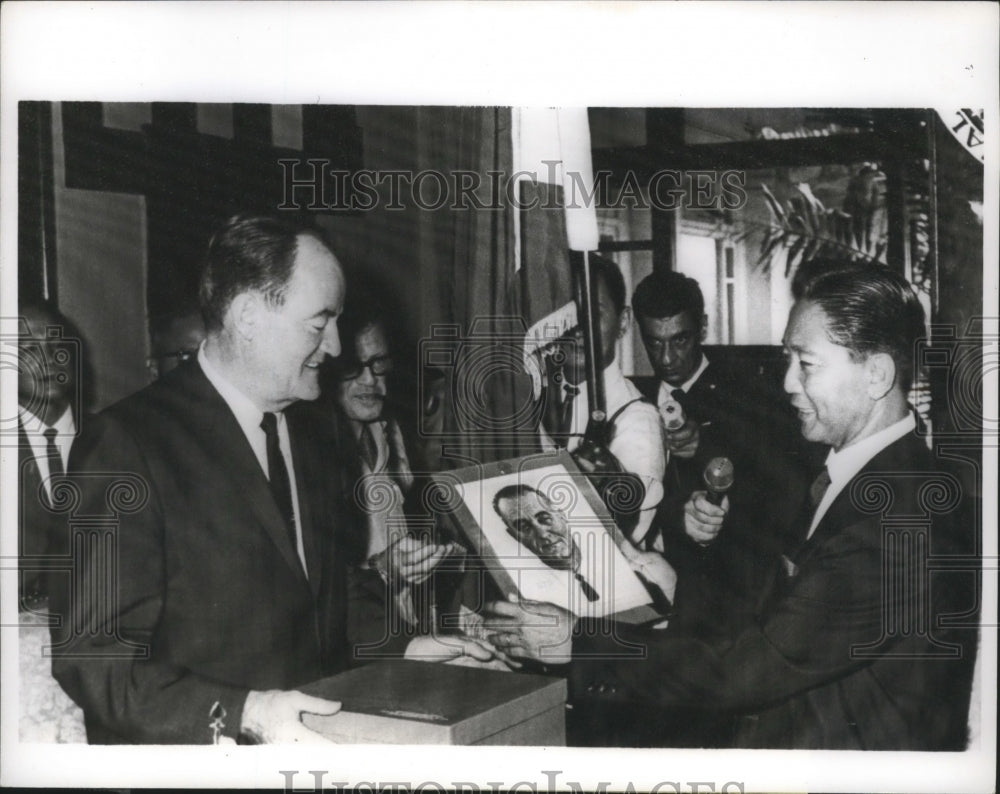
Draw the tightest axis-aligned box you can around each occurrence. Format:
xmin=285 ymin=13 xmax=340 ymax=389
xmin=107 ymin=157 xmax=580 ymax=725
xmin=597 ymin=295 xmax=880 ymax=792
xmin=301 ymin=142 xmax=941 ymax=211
xmin=670 ymin=388 xmax=686 ymax=408
xmin=809 ymin=466 xmax=832 ymax=511
xmin=43 ymin=427 xmax=63 ymax=507
xmin=575 ymin=572 xmax=600 ymax=602
xmin=553 ymin=383 xmax=580 ymax=448
xmin=43 ymin=427 xmax=64 ymax=478
xmin=260 ymin=412 xmax=296 ymax=551
xmin=359 ymin=423 xmax=379 ymax=472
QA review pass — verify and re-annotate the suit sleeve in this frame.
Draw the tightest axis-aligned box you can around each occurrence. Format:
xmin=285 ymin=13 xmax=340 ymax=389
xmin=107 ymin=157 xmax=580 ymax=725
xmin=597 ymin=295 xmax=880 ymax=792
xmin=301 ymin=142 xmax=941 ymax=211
xmin=345 ymin=565 xmax=415 ymax=660
xmin=49 ymin=414 xmax=248 ymax=744
xmin=569 ymin=519 xmax=893 ymax=711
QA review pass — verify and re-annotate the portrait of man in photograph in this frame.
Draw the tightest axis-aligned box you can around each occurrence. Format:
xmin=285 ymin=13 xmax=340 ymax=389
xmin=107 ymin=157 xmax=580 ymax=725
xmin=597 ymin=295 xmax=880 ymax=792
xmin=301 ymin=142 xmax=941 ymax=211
xmin=492 ymin=483 xmax=600 ymax=603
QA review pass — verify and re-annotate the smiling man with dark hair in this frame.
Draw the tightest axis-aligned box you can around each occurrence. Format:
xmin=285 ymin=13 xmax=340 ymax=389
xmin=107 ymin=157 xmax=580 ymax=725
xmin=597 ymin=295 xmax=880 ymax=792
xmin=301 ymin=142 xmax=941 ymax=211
xmin=487 ymin=262 xmax=978 ymax=750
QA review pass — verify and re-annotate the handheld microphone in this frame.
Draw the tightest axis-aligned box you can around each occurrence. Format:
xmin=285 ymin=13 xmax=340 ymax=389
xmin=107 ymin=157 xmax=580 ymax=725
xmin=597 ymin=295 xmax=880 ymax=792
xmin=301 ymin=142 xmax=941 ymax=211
xmin=703 ymin=457 xmax=734 ymax=506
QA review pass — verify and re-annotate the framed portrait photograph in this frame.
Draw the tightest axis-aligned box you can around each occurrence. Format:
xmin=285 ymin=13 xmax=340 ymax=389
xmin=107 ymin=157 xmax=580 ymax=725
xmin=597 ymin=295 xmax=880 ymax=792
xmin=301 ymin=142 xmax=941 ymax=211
xmin=432 ymin=451 xmax=659 ymax=622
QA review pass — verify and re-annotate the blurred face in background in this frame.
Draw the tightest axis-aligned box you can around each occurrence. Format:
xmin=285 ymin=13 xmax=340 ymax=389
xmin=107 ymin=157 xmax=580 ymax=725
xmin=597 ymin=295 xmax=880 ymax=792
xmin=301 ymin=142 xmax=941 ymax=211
xmin=17 ymin=304 xmax=77 ymax=425
xmin=151 ymin=312 xmax=206 ymax=378
xmin=562 ymin=278 xmax=629 ymax=386
xmin=336 ymin=322 xmax=392 ymax=423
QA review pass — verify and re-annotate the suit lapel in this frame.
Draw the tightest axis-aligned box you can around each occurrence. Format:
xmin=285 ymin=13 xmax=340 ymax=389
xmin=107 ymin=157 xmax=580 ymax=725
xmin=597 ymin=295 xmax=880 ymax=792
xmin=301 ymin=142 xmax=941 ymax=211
xmin=180 ymin=363 xmax=309 ymax=583
xmin=789 ymin=433 xmax=922 ymax=565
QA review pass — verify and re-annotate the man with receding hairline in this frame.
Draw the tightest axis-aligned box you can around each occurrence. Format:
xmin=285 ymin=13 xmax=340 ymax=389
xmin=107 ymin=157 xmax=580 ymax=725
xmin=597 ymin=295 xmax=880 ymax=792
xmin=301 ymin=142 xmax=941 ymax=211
xmin=51 ymin=214 xmax=496 ymax=745
xmin=493 ymin=484 xmax=600 ymax=603
xmin=487 ymin=262 xmax=978 ymax=749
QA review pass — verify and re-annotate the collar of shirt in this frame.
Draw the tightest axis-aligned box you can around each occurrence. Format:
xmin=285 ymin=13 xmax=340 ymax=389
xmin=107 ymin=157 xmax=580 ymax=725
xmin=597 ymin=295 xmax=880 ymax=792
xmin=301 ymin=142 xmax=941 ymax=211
xmin=656 ymin=352 xmax=710 ymax=406
xmin=603 ymin=359 xmax=642 ymax=415
xmin=571 ymin=359 xmax=634 ymax=424
xmin=18 ymin=403 xmax=75 ymax=437
xmin=198 ymin=344 xmax=308 ymax=570
xmin=560 ymin=359 xmax=644 ymax=450
xmin=808 ymin=412 xmax=917 ymax=537
xmin=18 ymin=404 xmax=76 ymax=480
xmin=198 ymin=343 xmax=277 ymax=478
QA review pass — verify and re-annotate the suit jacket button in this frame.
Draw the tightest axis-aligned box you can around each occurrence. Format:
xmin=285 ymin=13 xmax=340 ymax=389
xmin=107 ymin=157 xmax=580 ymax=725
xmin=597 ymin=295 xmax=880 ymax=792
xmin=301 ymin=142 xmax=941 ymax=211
xmin=597 ymin=683 xmax=607 ymax=693
xmin=586 ymin=684 xmax=595 ymax=693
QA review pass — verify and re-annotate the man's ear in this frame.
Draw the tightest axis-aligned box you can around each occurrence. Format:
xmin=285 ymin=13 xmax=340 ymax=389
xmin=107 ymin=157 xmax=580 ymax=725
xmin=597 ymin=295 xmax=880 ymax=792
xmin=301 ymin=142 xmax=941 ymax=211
xmin=618 ymin=306 xmax=632 ymax=339
xmin=865 ymin=352 xmax=897 ymax=400
xmin=228 ymin=292 xmax=259 ymax=342
xmin=699 ymin=313 xmax=708 ymax=343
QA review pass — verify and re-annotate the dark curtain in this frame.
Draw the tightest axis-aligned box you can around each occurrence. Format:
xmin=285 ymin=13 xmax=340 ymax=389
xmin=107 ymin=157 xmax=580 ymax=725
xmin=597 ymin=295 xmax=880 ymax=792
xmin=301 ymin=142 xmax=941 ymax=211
xmin=18 ymin=101 xmax=57 ymax=305
xmin=422 ymin=107 xmax=539 ymax=467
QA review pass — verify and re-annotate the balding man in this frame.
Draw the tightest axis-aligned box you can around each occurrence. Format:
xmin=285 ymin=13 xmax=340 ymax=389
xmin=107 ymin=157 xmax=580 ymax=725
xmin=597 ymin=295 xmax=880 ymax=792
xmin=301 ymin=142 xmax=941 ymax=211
xmin=51 ymin=214 xmax=494 ymax=745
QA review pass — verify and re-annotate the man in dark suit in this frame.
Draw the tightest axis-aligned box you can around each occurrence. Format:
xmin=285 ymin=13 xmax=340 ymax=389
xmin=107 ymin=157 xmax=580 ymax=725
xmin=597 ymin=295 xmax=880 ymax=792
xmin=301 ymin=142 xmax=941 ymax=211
xmin=487 ymin=262 xmax=978 ymax=749
xmin=630 ymin=271 xmax=818 ymax=640
xmin=16 ymin=301 xmax=80 ymax=610
xmin=50 ymin=214 xmax=496 ymax=744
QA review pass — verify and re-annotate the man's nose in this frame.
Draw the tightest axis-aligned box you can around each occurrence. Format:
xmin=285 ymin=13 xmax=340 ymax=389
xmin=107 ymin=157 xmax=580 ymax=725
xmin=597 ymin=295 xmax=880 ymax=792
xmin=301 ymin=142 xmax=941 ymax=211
xmin=783 ymin=361 xmax=799 ymax=395
xmin=321 ymin=323 xmax=341 ymax=358
xmin=357 ymin=364 xmax=377 ymax=385
xmin=659 ymin=344 xmax=676 ymax=368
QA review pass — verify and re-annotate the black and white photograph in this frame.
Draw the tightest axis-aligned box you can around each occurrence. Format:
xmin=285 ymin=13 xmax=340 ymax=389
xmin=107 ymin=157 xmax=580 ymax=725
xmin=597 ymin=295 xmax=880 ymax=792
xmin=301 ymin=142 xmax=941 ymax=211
xmin=437 ymin=453 xmax=658 ymax=620
xmin=1 ymin=3 xmax=996 ymax=792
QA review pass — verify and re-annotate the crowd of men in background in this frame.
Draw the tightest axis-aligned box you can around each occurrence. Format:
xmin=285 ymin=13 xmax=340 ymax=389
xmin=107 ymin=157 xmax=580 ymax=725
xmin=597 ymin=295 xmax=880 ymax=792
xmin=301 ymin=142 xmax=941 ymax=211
xmin=15 ymin=212 xmax=978 ymax=749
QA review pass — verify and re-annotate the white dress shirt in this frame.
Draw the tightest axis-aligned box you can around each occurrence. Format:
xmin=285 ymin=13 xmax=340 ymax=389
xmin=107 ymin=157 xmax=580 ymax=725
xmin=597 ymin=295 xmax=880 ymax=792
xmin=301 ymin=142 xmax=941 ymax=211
xmin=541 ymin=359 xmax=666 ymax=544
xmin=18 ymin=405 xmax=76 ymax=501
xmin=809 ymin=412 xmax=917 ymax=538
xmin=198 ymin=345 xmax=307 ymax=573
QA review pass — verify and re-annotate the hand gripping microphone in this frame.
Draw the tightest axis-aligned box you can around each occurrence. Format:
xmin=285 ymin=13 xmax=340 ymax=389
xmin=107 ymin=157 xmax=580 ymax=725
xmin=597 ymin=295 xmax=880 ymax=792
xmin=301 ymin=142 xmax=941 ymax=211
xmin=703 ymin=457 xmax=734 ymax=506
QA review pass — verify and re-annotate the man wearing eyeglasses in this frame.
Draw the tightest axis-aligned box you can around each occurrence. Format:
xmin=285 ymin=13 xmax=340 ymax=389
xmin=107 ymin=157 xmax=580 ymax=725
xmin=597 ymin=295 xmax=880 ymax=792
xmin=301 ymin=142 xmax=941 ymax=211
xmin=328 ymin=294 xmax=462 ymax=628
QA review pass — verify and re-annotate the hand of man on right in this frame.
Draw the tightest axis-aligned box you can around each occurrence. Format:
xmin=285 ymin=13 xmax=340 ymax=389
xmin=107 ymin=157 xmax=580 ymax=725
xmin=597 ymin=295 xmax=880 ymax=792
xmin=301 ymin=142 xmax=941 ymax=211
xmin=665 ymin=416 xmax=700 ymax=459
xmin=240 ymin=689 xmax=340 ymax=744
xmin=483 ymin=597 xmax=577 ymax=664
xmin=684 ymin=490 xmax=728 ymax=545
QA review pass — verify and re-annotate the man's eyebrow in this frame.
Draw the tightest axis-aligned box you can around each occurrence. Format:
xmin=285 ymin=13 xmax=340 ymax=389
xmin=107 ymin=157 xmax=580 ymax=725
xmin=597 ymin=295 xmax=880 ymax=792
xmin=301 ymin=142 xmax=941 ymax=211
xmin=784 ymin=341 xmax=811 ymax=354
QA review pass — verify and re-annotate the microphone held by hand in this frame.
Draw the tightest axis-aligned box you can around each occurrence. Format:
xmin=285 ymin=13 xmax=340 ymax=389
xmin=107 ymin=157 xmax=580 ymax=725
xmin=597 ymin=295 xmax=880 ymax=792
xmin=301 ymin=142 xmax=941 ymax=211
xmin=703 ymin=457 xmax=734 ymax=506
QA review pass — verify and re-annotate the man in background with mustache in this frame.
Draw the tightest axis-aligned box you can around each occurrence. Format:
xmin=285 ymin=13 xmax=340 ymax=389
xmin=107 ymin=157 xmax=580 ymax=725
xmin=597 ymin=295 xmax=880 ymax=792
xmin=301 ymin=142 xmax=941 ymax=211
xmin=327 ymin=292 xmax=461 ymax=629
